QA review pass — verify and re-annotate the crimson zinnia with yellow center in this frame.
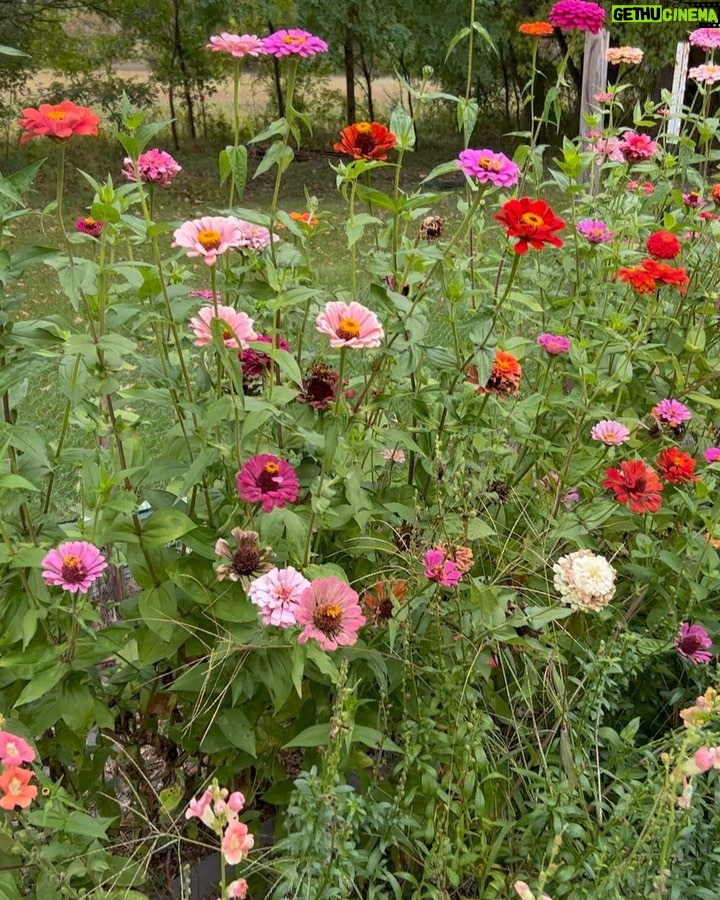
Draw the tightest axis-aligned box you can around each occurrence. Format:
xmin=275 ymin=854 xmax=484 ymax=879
xmin=334 ymin=122 xmax=397 ymax=161
xmin=656 ymin=448 xmax=698 ymax=484
xmin=603 ymin=459 xmax=663 ymax=513
xmin=494 ymin=197 xmax=565 ymax=254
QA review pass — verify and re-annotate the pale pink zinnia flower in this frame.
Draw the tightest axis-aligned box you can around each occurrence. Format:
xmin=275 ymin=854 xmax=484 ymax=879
xmin=457 ymin=148 xmax=519 ymax=187
xmin=382 ymin=448 xmax=406 ymax=463
xmin=296 ymin=577 xmax=366 ymax=651
xmin=236 ymin=219 xmax=279 ymax=253
xmin=606 ymin=46 xmax=643 ymax=66
xmin=0 ymin=733 xmax=35 ymax=767
xmin=206 ymin=33 xmax=265 ymax=57
xmin=592 ymin=136 xmax=624 ymax=163
xmin=651 ymin=398 xmax=692 ymax=427
xmin=619 ymin=131 xmax=658 ymax=163
xmin=676 ymin=622 xmax=713 ymax=663
xmin=122 ymin=148 xmax=181 ymax=187
xmin=690 ymin=28 xmax=720 ymax=51
xmin=689 ymin=64 xmax=720 ymax=85
xmin=590 ymin=420 xmax=631 ymax=445
xmin=41 ymin=541 xmax=107 ymax=593
xmin=316 ymin=300 xmax=384 ymax=349
xmin=262 ymin=29 xmax=328 ymax=58
xmin=423 ymin=549 xmax=463 ymax=587
xmin=537 ymin=333 xmax=570 ymax=355
xmin=705 ymin=447 xmax=720 ymax=463
xmin=189 ymin=304 xmax=256 ymax=349
xmin=172 ymin=215 xmax=245 ymax=265
xmin=577 ymin=219 xmax=614 ymax=243
xmin=593 ymin=92 xmax=614 ymax=103
xmin=221 ymin=820 xmax=254 ymax=865
xmin=248 ymin=566 xmax=310 ymax=627
xmin=548 ymin=0 xmax=605 ymax=33
xmin=236 ymin=454 xmax=299 ymax=513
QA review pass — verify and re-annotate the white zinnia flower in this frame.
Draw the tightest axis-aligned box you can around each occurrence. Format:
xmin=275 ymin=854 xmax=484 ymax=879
xmin=552 ymin=549 xmax=616 ymax=612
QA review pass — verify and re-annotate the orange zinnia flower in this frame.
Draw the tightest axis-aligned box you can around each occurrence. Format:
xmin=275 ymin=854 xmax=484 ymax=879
xmin=493 ymin=197 xmax=565 ymax=254
xmin=709 ymin=183 xmax=720 ymax=205
xmin=468 ymin=350 xmax=523 ymax=396
xmin=0 ymin=766 xmax=37 ymax=809
xmin=289 ymin=211 xmax=319 ymax=228
xmin=18 ymin=99 xmax=100 ymax=145
xmin=363 ymin=580 xmax=408 ymax=625
xmin=656 ymin=448 xmax=698 ymax=484
xmin=519 ymin=21 xmax=555 ymax=36
xmin=616 ymin=266 xmax=657 ymax=294
xmin=603 ymin=460 xmax=663 ymax=513
xmin=639 ymin=258 xmax=689 ymax=293
xmin=334 ymin=121 xmax=397 ymax=161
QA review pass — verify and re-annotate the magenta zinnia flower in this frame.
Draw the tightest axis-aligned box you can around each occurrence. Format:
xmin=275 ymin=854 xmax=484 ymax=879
xmin=123 ymin=148 xmax=181 ymax=187
xmin=705 ymin=447 xmax=720 ymax=463
xmin=619 ymin=131 xmax=658 ymax=163
xmin=239 ymin=334 xmax=290 ymax=377
xmin=423 ymin=549 xmax=463 ymax=587
xmin=262 ymin=29 xmax=328 ymax=58
xmin=591 ymin=420 xmax=631 ymax=445
xmin=248 ymin=566 xmax=310 ymax=627
xmin=548 ymin=0 xmax=606 ymax=34
xmin=41 ymin=541 xmax=107 ymax=594
xmin=676 ymin=622 xmax=713 ymax=663
xmin=75 ymin=216 xmax=104 ymax=238
xmin=206 ymin=33 xmax=265 ymax=57
xmin=172 ymin=216 xmax=245 ymax=265
xmin=690 ymin=28 xmax=720 ymax=51
xmin=295 ymin=577 xmax=366 ymax=651
xmin=457 ymin=149 xmax=519 ymax=187
xmin=189 ymin=304 xmax=256 ymax=349
xmin=316 ymin=300 xmax=384 ymax=349
xmin=651 ymin=398 xmax=692 ymax=427
xmin=577 ymin=219 xmax=614 ymax=243
xmin=236 ymin=454 xmax=299 ymax=513
xmin=537 ymin=333 xmax=570 ymax=355
xmin=0 ymin=733 xmax=35 ymax=767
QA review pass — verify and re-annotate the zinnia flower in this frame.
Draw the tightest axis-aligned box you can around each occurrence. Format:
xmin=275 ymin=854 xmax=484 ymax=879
xmin=418 ymin=215 xmax=446 ymax=240
xmin=0 ymin=733 xmax=35 ymax=766
xmin=640 ymin=258 xmax=688 ymax=293
xmin=689 ymin=64 xmax=720 ymax=85
xmin=606 ymin=46 xmax=643 ymax=65
xmin=363 ymin=580 xmax=407 ymax=625
xmin=518 ymin=22 xmax=555 ymax=36
xmin=75 ymin=216 xmax=104 ymax=238
xmin=494 ymin=197 xmax=566 ymax=254
xmin=382 ymin=448 xmax=406 ymax=463
xmin=248 ymin=566 xmax=311 ymax=627
xmin=172 ymin=216 xmax=245 ymax=265
xmin=315 ymin=300 xmax=384 ymax=349
xmin=468 ymin=350 xmax=523 ymax=396
xmin=189 ymin=304 xmax=256 ymax=349
xmin=262 ymin=29 xmax=328 ymax=58
xmin=627 ymin=180 xmax=654 ymax=194
xmin=18 ymin=99 xmax=100 ymax=145
xmin=221 ymin=820 xmax=254 ymax=866
xmin=704 ymin=447 xmax=720 ymax=463
xmin=122 ymin=148 xmax=181 ymax=187
xmin=0 ymin=766 xmax=37 ymax=810
xmin=553 ymin=549 xmax=616 ymax=612
xmin=236 ymin=454 xmax=299 ymax=512
xmin=290 ymin=211 xmax=319 ymax=228
xmin=298 ymin=362 xmax=341 ymax=410
xmin=334 ymin=122 xmax=396 ymax=160
xmin=646 ymin=230 xmax=681 ymax=259
xmin=214 ymin=528 xmax=273 ymax=584
xmin=676 ymin=622 xmax=713 ymax=663
xmin=593 ymin=136 xmax=625 ymax=162
xmin=41 ymin=541 xmax=107 ymax=593
xmin=594 ymin=91 xmax=614 ymax=103
xmin=591 ymin=420 xmax=630 ymax=445
xmin=616 ymin=265 xmax=657 ymax=294
xmin=651 ymin=398 xmax=692 ymax=427
xmin=683 ymin=190 xmax=704 ymax=208
xmin=457 ymin=148 xmax=520 ymax=187
xmin=295 ymin=577 xmax=366 ymax=651
xmin=619 ymin=131 xmax=658 ymax=162
xmin=690 ymin=28 xmax=720 ymax=51
xmin=548 ymin=0 xmax=605 ymax=34
xmin=537 ymin=333 xmax=570 ymax=355
xmin=577 ymin=219 xmax=613 ymax=243
xmin=236 ymin=219 xmax=278 ymax=253
xmin=423 ymin=549 xmax=463 ymax=587
xmin=656 ymin=448 xmax=698 ymax=484
xmin=603 ymin=460 xmax=664 ymax=513
xmin=239 ymin=334 xmax=290 ymax=378
xmin=206 ymin=33 xmax=265 ymax=57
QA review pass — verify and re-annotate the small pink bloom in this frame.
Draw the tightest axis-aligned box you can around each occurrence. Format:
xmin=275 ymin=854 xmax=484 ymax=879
xmin=382 ymin=448 xmax=406 ymax=463
xmin=189 ymin=304 xmax=256 ymax=349
xmin=423 ymin=549 xmax=463 ymax=587
xmin=262 ymin=29 xmax=328 ymax=58
xmin=537 ymin=333 xmax=570 ymax=355
xmin=228 ymin=878 xmax=249 ymax=898
xmin=457 ymin=148 xmax=519 ymax=187
xmin=316 ymin=300 xmax=384 ymax=349
xmin=676 ymin=622 xmax=713 ymax=664
xmin=41 ymin=541 xmax=107 ymax=594
xmin=221 ymin=820 xmax=254 ymax=865
xmin=122 ymin=149 xmax=181 ymax=187
xmin=296 ymin=577 xmax=366 ymax=651
xmin=593 ymin=92 xmax=614 ymax=103
xmin=590 ymin=420 xmax=631 ymax=445
xmin=236 ymin=219 xmax=279 ymax=253
xmin=577 ymin=219 xmax=613 ymax=243
xmin=627 ymin=180 xmax=655 ymax=195
xmin=227 ymin=791 xmax=245 ymax=813
xmin=248 ymin=566 xmax=310 ymax=627
xmin=75 ymin=216 xmax=104 ymax=238
xmin=592 ymin=135 xmax=624 ymax=163
xmin=682 ymin=191 xmax=704 ymax=208
xmin=651 ymin=398 xmax=692 ymax=427
xmin=0 ymin=766 xmax=37 ymax=810
xmin=620 ymin=131 xmax=658 ymax=163
xmin=694 ymin=747 xmax=718 ymax=773
xmin=689 ymin=64 xmax=720 ymax=85
xmin=705 ymin=447 xmax=720 ymax=463
xmin=172 ymin=216 xmax=245 ymax=265
xmin=185 ymin=789 xmax=215 ymax=827
xmin=236 ymin=454 xmax=299 ymax=513
xmin=0 ymin=733 xmax=35 ymax=766
xmin=206 ymin=33 xmax=265 ymax=57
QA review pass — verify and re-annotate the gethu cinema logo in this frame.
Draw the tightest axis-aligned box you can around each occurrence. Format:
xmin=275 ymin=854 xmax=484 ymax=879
xmin=611 ymin=5 xmax=720 ymax=22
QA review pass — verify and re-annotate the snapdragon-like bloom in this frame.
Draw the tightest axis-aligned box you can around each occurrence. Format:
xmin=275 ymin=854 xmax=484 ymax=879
xmin=606 ymin=46 xmax=643 ymax=65
xmin=704 ymin=447 xmax=720 ymax=463
xmin=206 ymin=33 xmax=265 ymax=57
xmin=603 ymin=460 xmax=664 ymax=513
xmin=75 ymin=216 xmax=104 ymax=238
xmin=0 ymin=766 xmax=37 ymax=810
xmin=591 ymin=420 xmax=631 ymax=445
xmin=423 ymin=549 xmax=463 ymax=587
xmin=689 ymin=64 xmax=720 ymax=85
xmin=577 ymin=219 xmax=614 ymax=243
xmin=173 ymin=216 xmax=245 ymax=265
xmin=236 ymin=454 xmax=299 ymax=513
xmin=646 ymin=230 xmax=681 ymax=259
xmin=0 ymin=733 xmax=35 ymax=767
xmin=651 ymin=398 xmax=692 ymax=428
xmin=334 ymin=122 xmax=396 ymax=160
xmin=296 ymin=577 xmax=366 ymax=651
xmin=18 ymin=99 xmax=100 ymax=145
xmin=41 ymin=541 xmax=107 ymax=593
xmin=553 ymin=549 xmax=616 ymax=612
xmin=316 ymin=300 xmax=384 ymax=349
xmin=228 ymin=880 xmax=249 ymax=899
xmin=185 ymin=789 xmax=215 ymax=826
xmin=122 ymin=149 xmax=181 ymax=187
xmin=457 ymin=148 xmax=520 ymax=187
xmin=548 ymin=0 xmax=605 ymax=33
xmin=189 ymin=304 xmax=256 ymax=349
xmin=222 ymin=820 xmax=254 ymax=866
xmin=262 ymin=29 xmax=328 ymax=58
xmin=537 ymin=333 xmax=570 ymax=355
xmin=676 ymin=622 xmax=713 ymax=663
xmin=248 ymin=566 xmax=311 ymax=627
xmin=690 ymin=28 xmax=720 ymax=51
xmin=619 ymin=131 xmax=658 ymax=162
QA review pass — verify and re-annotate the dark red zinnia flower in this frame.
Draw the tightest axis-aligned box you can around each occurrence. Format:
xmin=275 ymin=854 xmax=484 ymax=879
xmin=333 ymin=122 xmax=397 ymax=161
xmin=239 ymin=334 xmax=290 ymax=378
xmin=646 ymin=230 xmax=681 ymax=259
xmin=493 ymin=197 xmax=566 ymax=254
xmin=640 ymin=258 xmax=689 ymax=293
xmin=603 ymin=459 xmax=663 ymax=513
xmin=656 ymin=448 xmax=698 ymax=484
xmin=298 ymin=363 xmax=340 ymax=410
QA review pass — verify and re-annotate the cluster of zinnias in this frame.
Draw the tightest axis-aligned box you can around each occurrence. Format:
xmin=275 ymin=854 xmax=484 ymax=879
xmin=189 ymin=304 xmax=256 ymax=349
xmin=457 ymin=148 xmax=519 ymax=188
xmin=468 ymin=350 xmax=523 ymax=396
xmin=689 ymin=64 xmax=720 ymax=85
xmin=606 ymin=46 xmax=643 ymax=65
xmin=41 ymin=541 xmax=107 ymax=594
xmin=122 ymin=148 xmax=181 ymax=187
xmin=18 ymin=99 xmax=100 ymax=144
xmin=206 ymin=29 xmax=328 ymax=59
xmin=0 ymin=731 xmax=37 ymax=810
xmin=186 ymin=781 xmax=253 ymax=875
xmin=335 ymin=122 xmax=396 ymax=160
xmin=617 ymin=259 xmax=689 ymax=294
xmin=553 ymin=550 xmax=616 ymax=612
xmin=494 ymin=197 xmax=565 ymax=254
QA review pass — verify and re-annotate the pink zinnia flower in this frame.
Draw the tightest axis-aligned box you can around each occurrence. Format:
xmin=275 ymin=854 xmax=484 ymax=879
xmin=206 ymin=33 xmax=265 ymax=57
xmin=592 ymin=136 xmax=624 ymax=163
xmin=172 ymin=216 xmax=245 ymax=265
xmin=593 ymin=92 xmax=614 ymax=103
xmin=423 ymin=549 xmax=463 ymax=587
xmin=228 ymin=880 xmax=249 ymax=899
xmin=627 ymin=180 xmax=654 ymax=195
xmin=548 ymin=0 xmax=606 ymax=34
xmin=239 ymin=334 xmax=290 ymax=378
xmin=75 ymin=216 xmax=104 ymax=238
xmin=537 ymin=333 xmax=570 ymax=355
xmin=236 ymin=454 xmax=299 ymax=513
xmin=316 ymin=300 xmax=384 ymax=349
xmin=676 ymin=622 xmax=713 ymax=663
xmin=221 ymin=820 xmax=254 ymax=866
xmin=651 ymin=398 xmax=692 ymax=427
xmin=620 ymin=131 xmax=658 ymax=163
xmin=236 ymin=219 xmax=278 ymax=253
xmin=577 ymin=219 xmax=613 ymax=243
xmin=248 ymin=566 xmax=310 ymax=627
xmin=189 ymin=304 xmax=256 ymax=349
xmin=296 ymin=577 xmax=366 ymax=651
xmin=690 ymin=28 xmax=720 ymax=51
xmin=0 ymin=733 xmax=35 ymax=766
xmin=705 ymin=447 xmax=720 ymax=463
xmin=591 ymin=420 xmax=631 ymax=445
xmin=457 ymin=148 xmax=519 ymax=187
xmin=122 ymin=149 xmax=181 ymax=187
xmin=41 ymin=541 xmax=107 ymax=594
xmin=189 ymin=289 xmax=216 ymax=300
xmin=682 ymin=191 xmax=704 ymax=208
xmin=689 ymin=64 xmax=720 ymax=85
xmin=262 ymin=29 xmax=328 ymax=58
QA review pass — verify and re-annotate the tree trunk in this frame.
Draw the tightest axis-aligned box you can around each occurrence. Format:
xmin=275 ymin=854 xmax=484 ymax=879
xmin=344 ymin=28 xmax=356 ymax=123
xmin=173 ymin=0 xmax=195 ymax=139
xmin=358 ymin=42 xmax=374 ymax=121
xmin=268 ymin=19 xmax=285 ymax=117
xmin=168 ymin=81 xmax=179 ymax=150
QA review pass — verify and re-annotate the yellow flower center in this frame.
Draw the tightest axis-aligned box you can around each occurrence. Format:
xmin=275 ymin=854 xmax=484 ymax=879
xmin=263 ymin=461 xmax=280 ymax=476
xmin=337 ymin=317 xmax=360 ymax=339
xmin=8 ymin=777 xmax=21 ymax=795
xmin=282 ymin=35 xmax=306 ymax=45
xmin=478 ymin=156 xmax=502 ymax=172
xmin=83 ymin=217 xmax=97 ymax=226
xmin=356 ymin=122 xmax=373 ymax=134
xmin=5 ymin=742 xmax=17 ymax=758
xmin=61 ymin=554 xmax=87 ymax=584
xmin=197 ymin=229 xmax=221 ymax=250
xmin=63 ymin=554 xmax=81 ymax=568
xmin=47 ymin=110 xmax=67 ymax=120
xmin=313 ymin=602 xmax=343 ymax=636
xmin=521 ymin=212 xmax=544 ymax=227
xmin=222 ymin=326 xmax=233 ymax=340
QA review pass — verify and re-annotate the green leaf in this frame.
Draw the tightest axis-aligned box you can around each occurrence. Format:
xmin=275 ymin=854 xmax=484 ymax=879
xmin=686 ymin=391 xmax=720 ymax=410
xmin=220 ymin=145 xmax=248 ymax=199
xmin=216 ymin=708 xmax=257 ymax=756
xmin=14 ymin=663 xmax=69 ymax=707
xmin=137 ymin=584 xmax=177 ymax=641
xmin=283 ymin=723 xmax=331 ymax=748
xmin=59 ymin=680 xmax=96 ymax=734
xmin=389 ymin=104 xmax=415 ymax=151
xmin=0 ymin=45 xmax=28 ymax=57
xmin=140 ymin=508 xmax=196 ymax=547
xmin=253 ymin=142 xmax=294 ymax=179
xmin=351 ymin=725 xmax=402 ymax=754
xmin=0 ymin=474 xmax=39 ymax=492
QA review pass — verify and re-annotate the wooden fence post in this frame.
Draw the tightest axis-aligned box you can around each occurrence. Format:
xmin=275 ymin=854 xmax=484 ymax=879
xmin=579 ymin=29 xmax=609 ymax=188
xmin=668 ymin=41 xmax=690 ymax=144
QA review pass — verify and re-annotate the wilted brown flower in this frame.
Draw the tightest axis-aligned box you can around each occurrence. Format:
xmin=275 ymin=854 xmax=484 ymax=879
xmin=419 ymin=215 xmax=446 ymax=240
xmin=215 ymin=528 xmax=274 ymax=584
xmin=363 ymin=580 xmax=408 ymax=625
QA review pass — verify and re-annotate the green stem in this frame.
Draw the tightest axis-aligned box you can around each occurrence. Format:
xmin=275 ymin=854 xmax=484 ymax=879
xmin=229 ymin=59 xmax=241 ymax=208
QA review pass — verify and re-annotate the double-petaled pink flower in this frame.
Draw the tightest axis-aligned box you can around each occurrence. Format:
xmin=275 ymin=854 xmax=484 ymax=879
xmin=548 ymin=0 xmax=605 ymax=33
xmin=457 ymin=149 xmax=519 ymax=187
xmin=236 ymin=454 xmax=299 ymax=512
xmin=690 ymin=64 xmax=720 ymax=85
xmin=122 ymin=148 xmax=181 ymax=187
xmin=295 ymin=577 xmax=366 ymax=651
xmin=577 ymin=219 xmax=614 ymax=243
xmin=206 ymin=33 xmax=265 ymax=57
xmin=189 ymin=304 xmax=256 ymax=349
xmin=316 ymin=300 xmax=384 ymax=349
xmin=248 ymin=567 xmax=310 ymax=627
xmin=651 ymin=398 xmax=691 ymax=428
xmin=619 ymin=131 xmax=658 ymax=163
xmin=537 ymin=333 xmax=570 ymax=355
xmin=41 ymin=541 xmax=107 ymax=594
xmin=262 ymin=29 xmax=328 ymax=58
xmin=423 ymin=549 xmax=463 ymax=587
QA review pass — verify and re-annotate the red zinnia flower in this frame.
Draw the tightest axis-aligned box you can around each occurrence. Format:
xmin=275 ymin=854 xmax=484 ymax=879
xmin=616 ymin=266 xmax=657 ymax=294
xmin=640 ymin=258 xmax=689 ymax=293
xmin=493 ymin=197 xmax=565 ymax=254
xmin=656 ymin=448 xmax=698 ymax=484
xmin=18 ymin=99 xmax=100 ymax=145
xmin=603 ymin=459 xmax=664 ymax=513
xmin=334 ymin=122 xmax=396 ymax=161
xmin=646 ymin=231 xmax=681 ymax=259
